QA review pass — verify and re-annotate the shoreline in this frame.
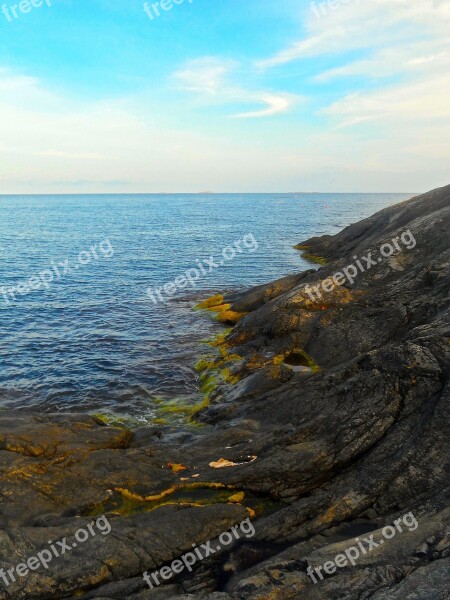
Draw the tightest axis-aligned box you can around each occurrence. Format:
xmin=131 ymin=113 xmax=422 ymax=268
xmin=0 ymin=184 xmax=448 ymax=599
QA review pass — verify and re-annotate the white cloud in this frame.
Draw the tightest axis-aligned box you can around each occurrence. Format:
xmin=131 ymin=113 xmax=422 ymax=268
xmin=315 ymin=40 xmax=450 ymax=81
xmin=323 ymin=74 xmax=450 ymax=126
xmin=258 ymin=0 xmax=450 ymax=68
xmin=257 ymin=29 xmax=350 ymax=68
xmin=172 ymin=57 xmax=296 ymax=118
xmin=232 ymin=95 xmax=292 ymax=119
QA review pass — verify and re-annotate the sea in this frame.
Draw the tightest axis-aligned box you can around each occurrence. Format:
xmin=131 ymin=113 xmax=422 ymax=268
xmin=0 ymin=193 xmax=413 ymax=423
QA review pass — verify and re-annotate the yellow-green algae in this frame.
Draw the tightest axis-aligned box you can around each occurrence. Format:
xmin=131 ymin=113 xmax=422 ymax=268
xmin=247 ymin=348 xmax=320 ymax=374
xmin=195 ymin=350 xmax=241 ymax=375
xmin=86 ymin=482 xmax=282 ymax=518
xmin=195 ymin=357 xmax=215 ymax=373
xmin=152 ymin=418 xmax=170 ymax=426
xmin=202 ymin=328 xmax=233 ymax=346
xmin=185 ymin=294 xmax=252 ymax=424
xmin=293 ymin=244 xmax=327 ymax=266
xmin=195 ymin=294 xmax=225 ymax=309
xmin=220 ymin=367 xmax=240 ymax=385
xmin=202 ymin=302 xmax=320 ymax=379
xmin=199 ymin=373 xmax=219 ymax=395
xmin=91 ymin=413 xmax=139 ymax=429
xmin=301 ymin=253 xmax=328 ymax=266
xmin=182 ymin=322 xmax=243 ymax=420
xmin=154 ymin=396 xmax=210 ymax=420
xmin=278 ymin=348 xmax=320 ymax=373
xmin=195 ymin=294 xmax=247 ymax=325
xmin=91 ymin=409 xmax=202 ymax=431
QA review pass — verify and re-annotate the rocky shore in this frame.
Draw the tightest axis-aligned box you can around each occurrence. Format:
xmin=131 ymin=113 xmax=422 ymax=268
xmin=0 ymin=185 xmax=449 ymax=600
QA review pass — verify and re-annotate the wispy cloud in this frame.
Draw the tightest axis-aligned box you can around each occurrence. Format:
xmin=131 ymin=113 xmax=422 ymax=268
xmin=323 ymin=74 xmax=450 ymax=127
xmin=172 ymin=57 xmax=236 ymax=95
xmin=232 ymin=95 xmax=292 ymax=119
xmin=173 ymin=57 xmax=296 ymax=118
xmin=256 ymin=29 xmax=348 ymax=68
xmin=315 ymin=40 xmax=450 ymax=81
xmin=258 ymin=0 xmax=450 ymax=68
xmin=256 ymin=0 xmax=450 ymax=136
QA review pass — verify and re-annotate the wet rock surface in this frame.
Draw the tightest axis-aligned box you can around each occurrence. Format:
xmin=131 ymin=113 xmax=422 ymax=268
xmin=0 ymin=185 xmax=449 ymax=599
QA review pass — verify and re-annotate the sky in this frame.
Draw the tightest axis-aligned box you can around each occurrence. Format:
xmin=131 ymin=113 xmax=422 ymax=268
xmin=0 ymin=0 xmax=449 ymax=193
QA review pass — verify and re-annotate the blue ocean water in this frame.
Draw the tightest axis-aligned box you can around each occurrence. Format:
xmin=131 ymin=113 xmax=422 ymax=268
xmin=0 ymin=193 xmax=413 ymax=421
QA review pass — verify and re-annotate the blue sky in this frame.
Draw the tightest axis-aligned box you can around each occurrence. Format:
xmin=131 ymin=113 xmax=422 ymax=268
xmin=0 ymin=0 xmax=449 ymax=193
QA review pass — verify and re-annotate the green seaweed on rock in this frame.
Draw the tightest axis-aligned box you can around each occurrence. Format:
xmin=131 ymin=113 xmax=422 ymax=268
xmin=196 ymin=294 xmax=247 ymax=324
xmin=293 ymin=244 xmax=327 ymax=265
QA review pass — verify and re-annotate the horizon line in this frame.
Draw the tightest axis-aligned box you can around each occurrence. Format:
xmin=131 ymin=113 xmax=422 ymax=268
xmin=0 ymin=191 xmax=419 ymax=197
